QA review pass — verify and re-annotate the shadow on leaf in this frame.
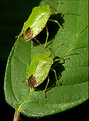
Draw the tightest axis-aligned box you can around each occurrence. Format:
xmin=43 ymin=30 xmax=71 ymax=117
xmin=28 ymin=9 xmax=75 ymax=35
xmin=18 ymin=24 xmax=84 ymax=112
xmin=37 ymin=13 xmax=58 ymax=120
xmin=33 ymin=14 xmax=65 ymax=46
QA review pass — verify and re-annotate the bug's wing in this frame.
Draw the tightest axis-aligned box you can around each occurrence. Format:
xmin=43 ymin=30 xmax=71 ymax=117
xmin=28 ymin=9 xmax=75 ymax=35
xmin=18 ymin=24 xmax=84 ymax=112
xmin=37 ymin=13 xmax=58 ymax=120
xmin=33 ymin=54 xmax=53 ymax=87
xmin=34 ymin=60 xmax=52 ymax=87
xmin=31 ymin=6 xmax=51 ymax=38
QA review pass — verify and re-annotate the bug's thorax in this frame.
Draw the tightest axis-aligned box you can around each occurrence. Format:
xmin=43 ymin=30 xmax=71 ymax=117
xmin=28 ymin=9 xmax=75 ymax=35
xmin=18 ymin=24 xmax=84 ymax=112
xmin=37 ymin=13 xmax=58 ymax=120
xmin=41 ymin=4 xmax=52 ymax=17
xmin=44 ymin=51 xmax=53 ymax=63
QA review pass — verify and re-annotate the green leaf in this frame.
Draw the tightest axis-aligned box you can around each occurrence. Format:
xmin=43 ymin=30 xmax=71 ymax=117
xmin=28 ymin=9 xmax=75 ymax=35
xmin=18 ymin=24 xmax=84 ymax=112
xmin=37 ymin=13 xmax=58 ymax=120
xmin=4 ymin=0 xmax=88 ymax=118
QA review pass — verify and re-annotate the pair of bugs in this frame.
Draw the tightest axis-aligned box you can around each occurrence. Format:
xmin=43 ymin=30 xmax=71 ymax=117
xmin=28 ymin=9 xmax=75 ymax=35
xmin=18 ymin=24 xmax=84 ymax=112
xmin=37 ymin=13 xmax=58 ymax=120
xmin=17 ymin=1 xmax=67 ymax=98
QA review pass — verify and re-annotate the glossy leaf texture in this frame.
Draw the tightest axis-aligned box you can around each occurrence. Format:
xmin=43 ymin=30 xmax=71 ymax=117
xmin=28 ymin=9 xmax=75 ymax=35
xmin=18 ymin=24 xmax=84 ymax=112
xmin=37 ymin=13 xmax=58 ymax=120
xmin=4 ymin=0 xmax=88 ymax=117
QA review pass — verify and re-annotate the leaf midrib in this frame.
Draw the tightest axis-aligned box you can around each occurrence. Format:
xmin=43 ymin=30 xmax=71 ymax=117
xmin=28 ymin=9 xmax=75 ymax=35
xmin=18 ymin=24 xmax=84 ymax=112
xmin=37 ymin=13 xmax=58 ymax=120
xmin=16 ymin=81 xmax=88 ymax=112
xmin=61 ymin=26 xmax=88 ymax=58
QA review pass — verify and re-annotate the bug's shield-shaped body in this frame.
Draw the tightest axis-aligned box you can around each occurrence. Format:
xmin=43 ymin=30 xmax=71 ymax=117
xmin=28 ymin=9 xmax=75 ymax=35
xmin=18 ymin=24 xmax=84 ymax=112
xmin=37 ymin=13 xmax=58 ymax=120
xmin=19 ymin=5 xmax=51 ymax=41
xmin=26 ymin=53 xmax=53 ymax=88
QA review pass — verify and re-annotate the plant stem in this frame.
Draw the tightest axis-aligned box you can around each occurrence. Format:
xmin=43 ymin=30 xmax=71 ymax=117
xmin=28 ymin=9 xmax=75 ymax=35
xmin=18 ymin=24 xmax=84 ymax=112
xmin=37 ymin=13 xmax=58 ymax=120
xmin=13 ymin=110 xmax=20 ymax=121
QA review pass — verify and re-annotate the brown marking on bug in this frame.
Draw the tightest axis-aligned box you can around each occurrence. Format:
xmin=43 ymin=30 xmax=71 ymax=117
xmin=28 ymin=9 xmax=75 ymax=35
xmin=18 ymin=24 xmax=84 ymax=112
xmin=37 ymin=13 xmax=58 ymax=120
xmin=16 ymin=27 xmax=33 ymax=40
xmin=28 ymin=75 xmax=37 ymax=88
xmin=23 ymin=27 xmax=33 ymax=41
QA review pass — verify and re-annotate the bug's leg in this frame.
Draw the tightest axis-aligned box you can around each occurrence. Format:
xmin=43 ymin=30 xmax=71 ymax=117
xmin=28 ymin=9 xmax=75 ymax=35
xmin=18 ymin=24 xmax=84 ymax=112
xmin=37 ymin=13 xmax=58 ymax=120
xmin=44 ymin=26 xmax=49 ymax=49
xmin=15 ymin=34 xmax=23 ymax=38
xmin=51 ymin=69 xmax=61 ymax=85
xmin=54 ymin=57 xmax=70 ymax=63
xmin=34 ymin=38 xmax=47 ymax=52
xmin=43 ymin=76 xmax=50 ymax=98
xmin=49 ymin=19 xmax=68 ymax=31
xmin=52 ymin=12 xmax=67 ymax=15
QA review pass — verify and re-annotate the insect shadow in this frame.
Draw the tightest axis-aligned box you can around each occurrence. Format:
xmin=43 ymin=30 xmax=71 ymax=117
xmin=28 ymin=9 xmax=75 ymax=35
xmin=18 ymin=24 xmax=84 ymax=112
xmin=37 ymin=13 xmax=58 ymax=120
xmin=33 ymin=13 xmax=65 ymax=46
xmin=35 ymin=56 xmax=65 ymax=91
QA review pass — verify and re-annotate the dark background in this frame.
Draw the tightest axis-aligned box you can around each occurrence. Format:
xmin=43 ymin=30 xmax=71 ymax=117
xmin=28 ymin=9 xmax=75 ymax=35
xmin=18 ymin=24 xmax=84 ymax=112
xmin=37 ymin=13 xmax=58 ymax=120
xmin=0 ymin=0 xmax=88 ymax=121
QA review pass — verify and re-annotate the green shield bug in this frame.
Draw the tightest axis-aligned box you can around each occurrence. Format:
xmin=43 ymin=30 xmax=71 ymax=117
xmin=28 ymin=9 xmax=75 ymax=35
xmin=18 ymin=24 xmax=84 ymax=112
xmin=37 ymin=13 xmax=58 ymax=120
xmin=17 ymin=1 xmax=67 ymax=47
xmin=23 ymin=44 xmax=66 ymax=98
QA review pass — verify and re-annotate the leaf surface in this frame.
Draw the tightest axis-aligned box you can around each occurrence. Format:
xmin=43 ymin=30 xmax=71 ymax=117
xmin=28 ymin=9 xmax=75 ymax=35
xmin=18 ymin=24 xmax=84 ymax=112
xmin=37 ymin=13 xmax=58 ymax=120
xmin=4 ymin=0 xmax=88 ymax=117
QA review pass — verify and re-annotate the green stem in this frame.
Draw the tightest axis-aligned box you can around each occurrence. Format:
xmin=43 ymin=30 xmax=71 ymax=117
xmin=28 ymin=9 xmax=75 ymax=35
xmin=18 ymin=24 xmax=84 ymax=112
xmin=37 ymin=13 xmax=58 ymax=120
xmin=13 ymin=110 xmax=20 ymax=121
xmin=13 ymin=89 xmax=34 ymax=121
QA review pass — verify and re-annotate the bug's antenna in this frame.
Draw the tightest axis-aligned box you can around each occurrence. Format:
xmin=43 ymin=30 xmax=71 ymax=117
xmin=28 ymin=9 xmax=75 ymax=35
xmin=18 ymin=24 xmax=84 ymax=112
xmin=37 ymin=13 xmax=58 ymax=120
xmin=34 ymin=38 xmax=47 ymax=52
xmin=42 ymin=0 xmax=63 ymax=7
xmin=41 ymin=0 xmax=46 ymax=5
xmin=53 ymin=44 xmax=64 ymax=52
xmin=15 ymin=34 xmax=23 ymax=38
xmin=50 ymin=44 xmax=64 ymax=56
xmin=49 ymin=2 xmax=64 ymax=8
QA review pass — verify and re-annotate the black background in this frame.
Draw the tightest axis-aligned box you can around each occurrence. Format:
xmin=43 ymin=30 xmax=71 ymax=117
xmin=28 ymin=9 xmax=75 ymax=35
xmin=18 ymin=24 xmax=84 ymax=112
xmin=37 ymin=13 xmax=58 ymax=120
xmin=0 ymin=0 xmax=88 ymax=121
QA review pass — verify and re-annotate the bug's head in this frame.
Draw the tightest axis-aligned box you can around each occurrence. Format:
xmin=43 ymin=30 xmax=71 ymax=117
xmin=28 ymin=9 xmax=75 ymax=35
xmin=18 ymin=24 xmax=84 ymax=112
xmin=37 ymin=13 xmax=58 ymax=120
xmin=44 ymin=44 xmax=64 ymax=57
xmin=44 ymin=51 xmax=52 ymax=57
